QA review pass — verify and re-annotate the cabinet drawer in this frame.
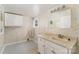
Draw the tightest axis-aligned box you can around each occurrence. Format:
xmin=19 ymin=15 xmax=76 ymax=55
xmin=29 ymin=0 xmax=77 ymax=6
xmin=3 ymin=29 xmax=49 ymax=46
xmin=45 ymin=40 xmax=68 ymax=54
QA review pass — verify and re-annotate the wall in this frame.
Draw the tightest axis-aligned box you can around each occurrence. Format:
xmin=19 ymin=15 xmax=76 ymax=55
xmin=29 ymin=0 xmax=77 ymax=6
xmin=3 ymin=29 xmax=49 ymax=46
xmin=36 ymin=5 xmax=79 ymax=45
xmin=5 ymin=16 xmax=32 ymax=44
xmin=0 ymin=4 xmax=4 ymax=53
xmin=71 ymin=5 xmax=79 ymax=45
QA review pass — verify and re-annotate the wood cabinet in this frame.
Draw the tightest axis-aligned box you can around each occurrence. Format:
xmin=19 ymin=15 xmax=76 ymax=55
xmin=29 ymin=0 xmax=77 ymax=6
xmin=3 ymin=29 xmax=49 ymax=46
xmin=5 ymin=13 xmax=23 ymax=26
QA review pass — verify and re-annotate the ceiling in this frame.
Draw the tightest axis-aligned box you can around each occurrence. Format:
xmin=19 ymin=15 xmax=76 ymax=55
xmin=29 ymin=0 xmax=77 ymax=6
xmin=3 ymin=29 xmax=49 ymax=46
xmin=2 ymin=4 xmax=57 ymax=17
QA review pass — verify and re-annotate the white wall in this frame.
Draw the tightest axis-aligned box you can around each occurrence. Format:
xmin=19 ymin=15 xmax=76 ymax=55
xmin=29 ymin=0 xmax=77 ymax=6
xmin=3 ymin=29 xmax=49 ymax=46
xmin=0 ymin=4 xmax=4 ymax=53
xmin=5 ymin=16 xmax=32 ymax=44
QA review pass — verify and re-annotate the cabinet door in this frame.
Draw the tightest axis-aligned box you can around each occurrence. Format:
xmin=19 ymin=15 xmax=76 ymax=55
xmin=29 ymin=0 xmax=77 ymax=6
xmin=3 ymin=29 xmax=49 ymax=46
xmin=38 ymin=38 xmax=45 ymax=54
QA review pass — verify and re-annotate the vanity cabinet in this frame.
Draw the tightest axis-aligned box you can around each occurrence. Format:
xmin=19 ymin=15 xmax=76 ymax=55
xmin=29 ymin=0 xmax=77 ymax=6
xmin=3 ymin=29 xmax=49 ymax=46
xmin=5 ymin=13 xmax=23 ymax=26
xmin=38 ymin=36 xmax=76 ymax=54
xmin=38 ymin=37 xmax=68 ymax=54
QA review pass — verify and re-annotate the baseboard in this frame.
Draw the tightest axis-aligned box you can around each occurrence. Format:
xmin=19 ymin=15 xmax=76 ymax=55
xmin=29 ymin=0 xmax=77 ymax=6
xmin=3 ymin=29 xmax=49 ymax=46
xmin=0 ymin=40 xmax=27 ymax=54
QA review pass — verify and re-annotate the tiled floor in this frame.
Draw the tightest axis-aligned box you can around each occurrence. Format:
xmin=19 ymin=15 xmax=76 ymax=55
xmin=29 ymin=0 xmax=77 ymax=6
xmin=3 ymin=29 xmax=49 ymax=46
xmin=3 ymin=40 xmax=38 ymax=54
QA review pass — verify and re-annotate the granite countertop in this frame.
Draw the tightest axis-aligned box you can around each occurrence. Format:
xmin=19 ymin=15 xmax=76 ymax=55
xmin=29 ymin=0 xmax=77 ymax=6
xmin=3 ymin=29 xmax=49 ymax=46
xmin=38 ymin=32 xmax=77 ymax=49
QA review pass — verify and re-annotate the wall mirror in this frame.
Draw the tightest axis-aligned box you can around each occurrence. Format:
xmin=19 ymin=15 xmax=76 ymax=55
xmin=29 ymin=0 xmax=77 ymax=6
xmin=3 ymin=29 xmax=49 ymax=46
xmin=49 ymin=9 xmax=71 ymax=28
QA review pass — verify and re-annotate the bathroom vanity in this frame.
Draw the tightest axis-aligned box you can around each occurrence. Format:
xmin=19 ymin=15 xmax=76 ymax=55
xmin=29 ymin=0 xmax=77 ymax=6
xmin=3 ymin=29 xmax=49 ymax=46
xmin=37 ymin=33 xmax=77 ymax=54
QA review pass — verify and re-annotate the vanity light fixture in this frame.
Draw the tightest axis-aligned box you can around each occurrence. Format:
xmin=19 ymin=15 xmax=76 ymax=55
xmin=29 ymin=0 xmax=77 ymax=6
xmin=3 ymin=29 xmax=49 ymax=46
xmin=50 ymin=5 xmax=66 ymax=14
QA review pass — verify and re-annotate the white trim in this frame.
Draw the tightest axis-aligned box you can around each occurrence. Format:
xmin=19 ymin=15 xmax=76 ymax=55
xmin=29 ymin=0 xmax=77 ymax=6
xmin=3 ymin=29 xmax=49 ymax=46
xmin=0 ymin=40 xmax=27 ymax=54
